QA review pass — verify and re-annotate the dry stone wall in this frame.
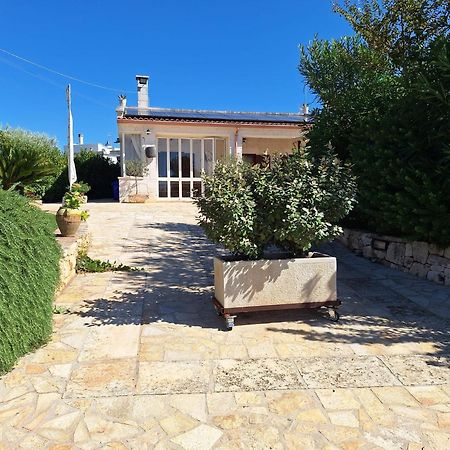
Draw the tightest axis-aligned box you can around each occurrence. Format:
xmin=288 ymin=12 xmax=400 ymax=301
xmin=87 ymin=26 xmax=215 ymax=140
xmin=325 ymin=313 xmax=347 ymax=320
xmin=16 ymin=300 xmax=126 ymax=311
xmin=56 ymin=223 xmax=90 ymax=295
xmin=338 ymin=229 xmax=450 ymax=285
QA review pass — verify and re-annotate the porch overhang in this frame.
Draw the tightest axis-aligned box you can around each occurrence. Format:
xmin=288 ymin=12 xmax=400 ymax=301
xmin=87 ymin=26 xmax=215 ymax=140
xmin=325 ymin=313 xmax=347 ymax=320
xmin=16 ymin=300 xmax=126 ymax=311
xmin=118 ymin=106 xmax=312 ymax=129
xmin=117 ymin=117 xmax=310 ymax=130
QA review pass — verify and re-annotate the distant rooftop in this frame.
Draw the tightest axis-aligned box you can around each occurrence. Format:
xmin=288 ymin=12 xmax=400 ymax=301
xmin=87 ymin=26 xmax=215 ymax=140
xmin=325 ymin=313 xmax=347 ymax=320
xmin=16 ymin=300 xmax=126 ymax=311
xmin=121 ymin=107 xmax=310 ymax=125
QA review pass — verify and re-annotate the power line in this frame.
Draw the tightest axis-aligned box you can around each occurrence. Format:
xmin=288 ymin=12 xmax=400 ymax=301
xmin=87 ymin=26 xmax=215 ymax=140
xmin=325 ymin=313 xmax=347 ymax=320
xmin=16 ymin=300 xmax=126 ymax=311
xmin=0 ymin=47 xmax=134 ymax=94
xmin=0 ymin=55 xmax=113 ymax=110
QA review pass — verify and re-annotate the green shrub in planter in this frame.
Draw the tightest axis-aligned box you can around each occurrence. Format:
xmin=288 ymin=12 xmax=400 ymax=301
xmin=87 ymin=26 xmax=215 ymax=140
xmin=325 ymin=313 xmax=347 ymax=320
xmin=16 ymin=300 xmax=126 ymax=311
xmin=0 ymin=190 xmax=60 ymax=373
xmin=195 ymin=147 xmax=356 ymax=259
xmin=125 ymin=160 xmax=147 ymax=177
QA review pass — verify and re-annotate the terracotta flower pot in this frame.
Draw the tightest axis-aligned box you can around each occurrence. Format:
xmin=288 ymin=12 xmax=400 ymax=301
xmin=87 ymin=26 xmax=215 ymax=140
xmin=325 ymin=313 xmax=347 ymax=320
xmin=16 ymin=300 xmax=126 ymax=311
xmin=56 ymin=208 xmax=82 ymax=237
xmin=127 ymin=194 xmax=148 ymax=203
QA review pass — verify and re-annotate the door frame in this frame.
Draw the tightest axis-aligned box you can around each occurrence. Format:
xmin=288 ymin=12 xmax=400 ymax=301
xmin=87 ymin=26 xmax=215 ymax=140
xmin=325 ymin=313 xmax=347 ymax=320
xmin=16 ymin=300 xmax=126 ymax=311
xmin=157 ymin=137 xmax=225 ymax=199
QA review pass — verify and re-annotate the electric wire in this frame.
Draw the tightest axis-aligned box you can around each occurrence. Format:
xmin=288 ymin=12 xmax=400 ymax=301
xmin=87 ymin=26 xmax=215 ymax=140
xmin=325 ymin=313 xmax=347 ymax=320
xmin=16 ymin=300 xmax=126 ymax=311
xmin=0 ymin=47 xmax=133 ymax=94
xmin=0 ymin=55 xmax=114 ymax=110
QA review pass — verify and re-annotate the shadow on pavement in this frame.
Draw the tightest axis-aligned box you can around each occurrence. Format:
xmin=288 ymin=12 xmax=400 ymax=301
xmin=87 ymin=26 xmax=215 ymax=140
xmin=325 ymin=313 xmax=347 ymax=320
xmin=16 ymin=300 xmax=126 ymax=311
xmin=71 ymin=220 xmax=450 ymax=356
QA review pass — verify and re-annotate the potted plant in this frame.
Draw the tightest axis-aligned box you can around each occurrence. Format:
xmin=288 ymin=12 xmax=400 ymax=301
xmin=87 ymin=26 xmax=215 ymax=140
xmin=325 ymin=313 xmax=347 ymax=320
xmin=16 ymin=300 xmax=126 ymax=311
xmin=125 ymin=160 xmax=148 ymax=203
xmin=56 ymin=189 xmax=89 ymax=237
xmin=71 ymin=181 xmax=91 ymax=203
xmin=194 ymin=146 xmax=356 ymax=329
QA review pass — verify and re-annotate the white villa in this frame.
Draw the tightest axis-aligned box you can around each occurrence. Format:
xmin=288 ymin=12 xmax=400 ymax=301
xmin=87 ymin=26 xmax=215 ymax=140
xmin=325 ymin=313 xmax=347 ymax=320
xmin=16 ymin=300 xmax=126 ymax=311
xmin=64 ymin=134 xmax=121 ymax=164
xmin=116 ymin=75 xmax=311 ymax=201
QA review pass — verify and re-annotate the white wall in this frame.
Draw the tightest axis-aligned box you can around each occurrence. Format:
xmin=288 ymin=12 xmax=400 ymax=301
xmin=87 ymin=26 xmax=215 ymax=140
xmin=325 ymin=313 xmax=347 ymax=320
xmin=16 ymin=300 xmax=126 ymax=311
xmin=117 ymin=121 xmax=305 ymax=199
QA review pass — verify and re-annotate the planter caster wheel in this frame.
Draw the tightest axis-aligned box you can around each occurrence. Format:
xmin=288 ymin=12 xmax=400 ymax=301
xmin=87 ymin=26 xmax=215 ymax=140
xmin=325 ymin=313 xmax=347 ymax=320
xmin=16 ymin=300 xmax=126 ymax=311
xmin=225 ymin=315 xmax=236 ymax=331
xmin=327 ymin=307 xmax=340 ymax=322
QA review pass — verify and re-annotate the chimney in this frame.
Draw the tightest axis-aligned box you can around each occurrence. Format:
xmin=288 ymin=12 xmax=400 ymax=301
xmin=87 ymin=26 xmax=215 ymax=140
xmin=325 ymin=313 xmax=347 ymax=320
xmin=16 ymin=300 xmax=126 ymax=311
xmin=136 ymin=75 xmax=149 ymax=109
xmin=78 ymin=133 xmax=84 ymax=145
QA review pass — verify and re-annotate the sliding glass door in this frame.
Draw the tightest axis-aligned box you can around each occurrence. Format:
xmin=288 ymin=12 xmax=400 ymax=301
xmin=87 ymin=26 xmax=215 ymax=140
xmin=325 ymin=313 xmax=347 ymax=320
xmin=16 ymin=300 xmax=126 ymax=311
xmin=157 ymin=137 xmax=226 ymax=199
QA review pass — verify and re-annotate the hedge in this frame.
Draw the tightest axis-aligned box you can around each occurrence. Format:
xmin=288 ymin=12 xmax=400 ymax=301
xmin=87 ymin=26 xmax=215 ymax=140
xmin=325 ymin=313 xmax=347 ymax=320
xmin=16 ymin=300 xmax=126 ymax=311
xmin=0 ymin=190 xmax=60 ymax=373
xmin=44 ymin=150 xmax=120 ymax=202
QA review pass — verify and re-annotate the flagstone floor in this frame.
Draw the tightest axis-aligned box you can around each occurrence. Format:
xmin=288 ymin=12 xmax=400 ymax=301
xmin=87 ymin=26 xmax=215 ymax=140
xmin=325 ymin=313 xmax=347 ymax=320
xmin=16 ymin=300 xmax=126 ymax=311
xmin=1 ymin=201 xmax=450 ymax=449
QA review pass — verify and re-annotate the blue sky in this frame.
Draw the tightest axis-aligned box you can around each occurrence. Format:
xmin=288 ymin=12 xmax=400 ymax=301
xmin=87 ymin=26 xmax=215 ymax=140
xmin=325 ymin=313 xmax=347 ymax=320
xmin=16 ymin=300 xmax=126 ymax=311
xmin=0 ymin=1 xmax=352 ymax=148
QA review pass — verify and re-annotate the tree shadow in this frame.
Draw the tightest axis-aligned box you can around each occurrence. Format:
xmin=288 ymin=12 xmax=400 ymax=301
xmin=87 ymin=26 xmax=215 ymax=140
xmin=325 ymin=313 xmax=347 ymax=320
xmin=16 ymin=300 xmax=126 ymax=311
xmin=265 ymin=242 xmax=450 ymax=360
xmin=69 ymin=219 xmax=450 ymax=355
xmin=71 ymin=221 xmax=337 ymax=330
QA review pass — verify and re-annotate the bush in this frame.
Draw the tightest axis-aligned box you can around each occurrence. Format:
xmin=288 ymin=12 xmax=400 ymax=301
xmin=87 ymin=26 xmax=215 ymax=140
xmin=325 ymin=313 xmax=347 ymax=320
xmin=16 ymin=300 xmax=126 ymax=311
xmin=125 ymin=160 xmax=147 ymax=177
xmin=344 ymin=36 xmax=450 ymax=246
xmin=0 ymin=190 xmax=61 ymax=373
xmin=195 ymin=148 xmax=356 ymax=259
xmin=44 ymin=150 xmax=120 ymax=202
xmin=0 ymin=128 xmax=64 ymax=196
xmin=299 ymin=1 xmax=450 ymax=247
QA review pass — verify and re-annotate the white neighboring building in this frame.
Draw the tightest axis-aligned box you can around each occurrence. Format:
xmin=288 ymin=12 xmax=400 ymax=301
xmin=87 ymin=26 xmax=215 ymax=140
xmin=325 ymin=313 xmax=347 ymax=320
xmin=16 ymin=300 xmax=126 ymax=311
xmin=64 ymin=134 xmax=121 ymax=163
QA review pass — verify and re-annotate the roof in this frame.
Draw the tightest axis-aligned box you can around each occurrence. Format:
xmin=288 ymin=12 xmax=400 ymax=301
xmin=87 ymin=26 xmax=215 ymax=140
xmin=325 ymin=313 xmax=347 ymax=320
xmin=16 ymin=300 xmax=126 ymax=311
xmin=121 ymin=107 xmax=310 ymax=125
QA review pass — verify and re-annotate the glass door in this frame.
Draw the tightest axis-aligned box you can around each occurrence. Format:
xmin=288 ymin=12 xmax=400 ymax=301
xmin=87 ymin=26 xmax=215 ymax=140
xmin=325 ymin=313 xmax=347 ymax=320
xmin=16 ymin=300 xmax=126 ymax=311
xmin=157 ymin=137 xmax=226 ymax=199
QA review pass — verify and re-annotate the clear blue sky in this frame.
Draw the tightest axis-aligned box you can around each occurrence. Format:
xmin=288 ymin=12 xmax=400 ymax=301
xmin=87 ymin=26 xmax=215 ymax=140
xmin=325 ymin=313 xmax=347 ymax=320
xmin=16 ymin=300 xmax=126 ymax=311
xmin=0 ymin=1 xmax=352 ymax=148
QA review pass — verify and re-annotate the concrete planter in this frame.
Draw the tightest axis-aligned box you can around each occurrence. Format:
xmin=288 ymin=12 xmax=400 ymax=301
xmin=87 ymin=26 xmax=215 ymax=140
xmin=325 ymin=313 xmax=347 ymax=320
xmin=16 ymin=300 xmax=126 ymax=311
xmin=214 ymin=252 xmax=339 ymax=328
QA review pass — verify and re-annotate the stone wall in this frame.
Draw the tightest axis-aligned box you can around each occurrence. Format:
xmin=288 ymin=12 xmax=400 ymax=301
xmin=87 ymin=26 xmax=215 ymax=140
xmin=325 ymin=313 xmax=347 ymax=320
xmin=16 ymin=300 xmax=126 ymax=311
xmin=338 ymin=229 xmax=450 ymax=285
xmin=56 ymin=223 xmax=91 ymax=295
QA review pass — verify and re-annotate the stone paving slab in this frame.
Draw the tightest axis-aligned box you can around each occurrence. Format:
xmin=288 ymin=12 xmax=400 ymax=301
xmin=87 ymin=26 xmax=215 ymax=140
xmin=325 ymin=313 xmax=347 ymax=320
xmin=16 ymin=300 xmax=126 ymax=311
xmin=1 ymin=202 xmax=450 ymax=448
xmin=296 ymin=355 xmax=401 ymax=388
xmin=214 ymin=359 xmax=304 ymax=392
xmin=137 ymin=361 xmax=211 ymax=395
xmin=64 ymin=359 xmax=137 ymax=398
xmin=78 ymin=324 xmax=141 ymax=361
xmin=381 ymin=354 xmax=450 ymax=386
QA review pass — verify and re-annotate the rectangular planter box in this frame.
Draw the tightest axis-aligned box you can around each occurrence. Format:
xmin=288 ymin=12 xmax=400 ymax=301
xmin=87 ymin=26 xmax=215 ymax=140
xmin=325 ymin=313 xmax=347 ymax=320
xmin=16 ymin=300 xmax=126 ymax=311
xmin=214 ymin=252 xmax=337 ymax=312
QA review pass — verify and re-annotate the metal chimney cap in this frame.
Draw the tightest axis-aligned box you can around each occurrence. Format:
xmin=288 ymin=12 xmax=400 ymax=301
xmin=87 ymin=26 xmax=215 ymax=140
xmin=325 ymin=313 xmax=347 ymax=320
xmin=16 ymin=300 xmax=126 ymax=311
xmin=136 ymin=75 xmax=149 ymax=84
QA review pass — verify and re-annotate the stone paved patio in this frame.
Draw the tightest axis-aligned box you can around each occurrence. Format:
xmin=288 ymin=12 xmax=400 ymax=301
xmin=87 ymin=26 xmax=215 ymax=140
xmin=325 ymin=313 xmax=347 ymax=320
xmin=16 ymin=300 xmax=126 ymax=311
xmin=1 ymin=201 xmax=450 ymax=449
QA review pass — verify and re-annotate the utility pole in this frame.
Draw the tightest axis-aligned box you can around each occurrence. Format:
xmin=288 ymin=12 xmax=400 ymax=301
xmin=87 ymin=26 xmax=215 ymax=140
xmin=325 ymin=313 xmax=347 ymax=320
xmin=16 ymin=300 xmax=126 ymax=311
xmin=66 ymin=84 xmax=77 ymax=188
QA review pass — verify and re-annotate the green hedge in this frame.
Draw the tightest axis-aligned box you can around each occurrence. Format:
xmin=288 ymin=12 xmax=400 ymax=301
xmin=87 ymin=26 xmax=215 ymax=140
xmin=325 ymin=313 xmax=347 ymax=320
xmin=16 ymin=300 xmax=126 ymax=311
xmin=44 ymin=150 xmax=120 ymax=202
xmin=0 ymin=190 xmax=60 ymax=373
xmin=300 ymin=28 xmax=450 ymax=247
xmin=345 ymin=37 xmax=450 ymax=246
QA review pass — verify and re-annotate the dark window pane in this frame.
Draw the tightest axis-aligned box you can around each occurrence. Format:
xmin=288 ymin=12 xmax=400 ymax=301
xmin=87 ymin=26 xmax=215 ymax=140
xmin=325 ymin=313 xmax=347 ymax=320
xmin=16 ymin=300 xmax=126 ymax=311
xmin=158 ymin=139 xmax=167 ymax=177
xmin=192 ymin=181 xmax=202 ymax=197
xmin=170 ymin=181 xmax=179 ymax=198
xmin=181 ymin=154 xmax=190 ymax=178
xmin=169 ymin=139 xmax=179 ymax=177
xmin=192 ymin=140 xmax=202 ymax=177
xmin=181 ymin=139 xmax=190 ymax=178
xmin=170 ymin=152 xmax=178 ymax=177
xmin=182 ymin=181 xmax=191 ymax=198
xmin=242 ymin=154 xmax=256 ymax=165
xmin=159 ymin=181 xmax=167 ymax=198
xmin=255 ymin=155 xmax=265 ymax=165
xmin=170 ymin=152 xmax=179 ymax=177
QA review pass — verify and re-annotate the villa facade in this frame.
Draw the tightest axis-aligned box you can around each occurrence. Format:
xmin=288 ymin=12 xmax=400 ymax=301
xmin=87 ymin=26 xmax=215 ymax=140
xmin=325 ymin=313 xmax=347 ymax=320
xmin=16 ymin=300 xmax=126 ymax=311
xmin=116 ymin=75 xmax=311 ymax=201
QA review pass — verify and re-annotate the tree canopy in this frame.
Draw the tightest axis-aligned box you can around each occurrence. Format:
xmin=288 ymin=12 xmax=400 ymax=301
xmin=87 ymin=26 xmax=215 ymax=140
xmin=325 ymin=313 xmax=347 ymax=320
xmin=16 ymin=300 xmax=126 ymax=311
xmin=299 ymin=0 xmax=450 ymax=245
